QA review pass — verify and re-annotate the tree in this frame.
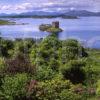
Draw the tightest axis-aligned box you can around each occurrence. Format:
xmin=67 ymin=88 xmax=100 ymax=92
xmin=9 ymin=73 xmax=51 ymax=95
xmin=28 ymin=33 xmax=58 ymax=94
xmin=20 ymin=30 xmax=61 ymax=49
xmin=59 ymin=39 xmax=88 ymax=64
xmin=11 ymin=39 xmax=35 ymax=58
xmin=30 ymin=36 xmax=61 ymax=70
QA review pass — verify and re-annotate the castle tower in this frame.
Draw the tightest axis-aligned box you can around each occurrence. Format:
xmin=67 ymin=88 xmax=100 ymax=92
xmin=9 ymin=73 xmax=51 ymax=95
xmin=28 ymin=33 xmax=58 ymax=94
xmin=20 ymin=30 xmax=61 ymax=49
xmin=52 ymin=21 xmax=59 ymax=28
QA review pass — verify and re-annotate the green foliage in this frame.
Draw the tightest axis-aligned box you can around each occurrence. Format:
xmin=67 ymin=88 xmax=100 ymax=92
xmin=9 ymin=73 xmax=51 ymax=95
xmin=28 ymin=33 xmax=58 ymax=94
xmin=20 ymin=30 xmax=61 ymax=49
xmin=61 ymin=60 xmax=86 ymax=84
xmin=96 ymin=80 xmax=100 ymax=96
xmin=13 ymin=39 xmax=34 ymax=56
xmin=0 ymin=57 xmax=5 ymax=87
xmin=1 ymin=73 xmax=29 ymax=100
xmin=37 ymin=79 xmax=72 ymax=100
xmin=0 ymin=39 xmax=14 ymax=57
xmin=0 ymin=36 xmax=98 ymax=100
xmin=0 ymin=57 xmax=5 ymax=70
xmin=59 ymin=90 xmax=82 ymax=100
xmin=61 ymin=39 xmax=80 ymax=61
xmin=84 ymin=63 xmax=99 ymax=86
xmin=30 ymin=37 xmax=87 ymax=70
xmin=60 ymin=39 xmax=88 ymax=64
xmin=63 ymin=39 xmax=79 ymax=47
xmin=34 ymin=66 xmax=56 ymax=81
xmin=30 ymin=36 xmax=61 ymax=69
xmin=83 ymin=49 xmax=100 ymax=86
xmin=27 ymin=78 xmax=83 ymax=100
xmin=46 ymin=27 xmax=62 ymax=33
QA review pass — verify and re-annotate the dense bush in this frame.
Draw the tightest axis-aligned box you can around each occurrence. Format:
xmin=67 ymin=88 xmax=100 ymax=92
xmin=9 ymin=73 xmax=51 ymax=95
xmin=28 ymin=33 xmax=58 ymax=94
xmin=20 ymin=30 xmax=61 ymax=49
xmin=0 ymin=39 xmax=14 ymax=57
xmin=0 ymin=57 xmax=5 ymax=70
xmin=96 ymin=80 xmax=100 ymax=96
xmin=27 ymin=78 xmax=83 ymax=100
xmin=0 ymin=35 xmax=98 ymax=100
xmin=59 ymin=90 xmax=82 ymax=100
xmin=4 ymin=53 xmax=36 ymax=75
xmin=61 ymin=60 xmax=86 ymax=84
xmin=8 ymin=39 xmax=35 ymax=58
xmin=0 ymin=57 xmax=5 ymax=86
xmin=60 ymin=39 xmax=88 ymax=64
xmin=61 ymin=39 xmax=80 ymax=61
xmin=30 ymin=36 xmax=61 ymax=68
xmin=1 ymin=73 xmax=29 ymax=100
xmin=34 ymin=66 xmax=56 ymax=81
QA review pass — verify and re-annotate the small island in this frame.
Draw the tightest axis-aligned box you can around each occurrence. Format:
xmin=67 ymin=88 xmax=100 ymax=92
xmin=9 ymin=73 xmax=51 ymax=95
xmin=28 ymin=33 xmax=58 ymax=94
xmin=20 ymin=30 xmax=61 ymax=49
xmin=39 ymin=21 xmax=63 ymax=33
xmin=61 ymin=16 xmax=78 ymax=19
xmin=0 ymin=19 xmax=16 ymax=25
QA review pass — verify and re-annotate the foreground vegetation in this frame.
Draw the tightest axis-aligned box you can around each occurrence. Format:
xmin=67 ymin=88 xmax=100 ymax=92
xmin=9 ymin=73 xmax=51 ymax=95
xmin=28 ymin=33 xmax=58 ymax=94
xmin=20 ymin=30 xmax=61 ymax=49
xmin=0 ymin=34 xmax=100 ymax=100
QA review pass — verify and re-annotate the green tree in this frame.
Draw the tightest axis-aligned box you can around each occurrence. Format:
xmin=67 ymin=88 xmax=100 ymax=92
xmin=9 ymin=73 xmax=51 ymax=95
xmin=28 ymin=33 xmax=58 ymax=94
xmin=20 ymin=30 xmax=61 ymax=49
xmin=30 ymin=36 xmax=61 ymax=70
xmin=0 ymin=39 xmax=14 ymax=57
xmin=59 ymin=39 xmax=87 ymax=65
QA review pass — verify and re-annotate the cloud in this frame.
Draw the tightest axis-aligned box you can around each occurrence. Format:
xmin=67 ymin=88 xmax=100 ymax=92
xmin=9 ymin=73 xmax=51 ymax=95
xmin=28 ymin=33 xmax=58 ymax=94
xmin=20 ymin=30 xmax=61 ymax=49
xmin=0 ymin=0 xmax=100 ymax=13
xmin=0 ymin=3 xmax=33 ymax=10
xmin=15 ymin=3 xmax=33 ymax=10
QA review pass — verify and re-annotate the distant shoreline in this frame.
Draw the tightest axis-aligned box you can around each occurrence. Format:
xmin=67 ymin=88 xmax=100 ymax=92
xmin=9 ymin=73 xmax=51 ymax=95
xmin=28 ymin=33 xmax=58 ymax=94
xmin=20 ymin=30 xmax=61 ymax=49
xmin=0 ymin=19 xmax=28 ymax=25
xmin=0 ymin=15 xmax=78 ymax=19
xmin=0 ymin=19 xmax=16 ymax=25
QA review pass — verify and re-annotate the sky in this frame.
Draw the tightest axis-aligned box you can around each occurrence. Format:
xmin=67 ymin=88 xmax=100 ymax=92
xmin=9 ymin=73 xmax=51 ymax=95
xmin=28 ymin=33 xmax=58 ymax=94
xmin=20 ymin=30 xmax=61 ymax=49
xmin=0 ymin=0 xmax=100 ymax=14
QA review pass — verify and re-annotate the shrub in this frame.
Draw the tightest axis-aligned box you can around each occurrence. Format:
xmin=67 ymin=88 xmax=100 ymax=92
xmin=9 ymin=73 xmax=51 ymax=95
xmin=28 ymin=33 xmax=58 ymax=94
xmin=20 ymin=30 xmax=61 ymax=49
xmin=30 ymin=36 xmax=61 ymax=68
xmin=34 ymin=66 xmax=56 ymax=81
xmin=72 ymin=84 xmax=95 ymax=99
xmin=13 ymin=39 xmax=34 ymax=55
xmin=0 ymin=39 xmax=14 ymax=57
xmin=27 ymin=78 xmax=78 ymax=100
xmin=60 ymin=39 xmax=88 ymax=63
xmin=0 ymin=57 xmax=5 ymax=86
xmin=0 ymin=57 xmax=5 ymax=70
xmin=96 ymin=80 xmax=100 ymax=96
xmin=4 ymin=53 xmax=35 ymax=75
xmin=61 ymin=60 xmax=86 ymax=84
xmin=59 ymin=90 xmax=82 ymax=100
xmin=1 ymin=73 xmax=29 ymax=100
xmin=27 ymin=78 xmax=86 ymax=100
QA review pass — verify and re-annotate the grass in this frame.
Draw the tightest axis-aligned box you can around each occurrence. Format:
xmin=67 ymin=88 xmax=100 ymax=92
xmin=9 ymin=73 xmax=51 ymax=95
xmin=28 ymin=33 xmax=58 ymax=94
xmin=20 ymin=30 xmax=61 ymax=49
xmin=46 ymin=27 xmax=63 ymax=33
xmin=87 ymin=49 xmax=100 ymax=70
xmin=87 ymin=97 xmax=98 ymax=100
xmin=85 ymin=49 xmax=100 ymax=100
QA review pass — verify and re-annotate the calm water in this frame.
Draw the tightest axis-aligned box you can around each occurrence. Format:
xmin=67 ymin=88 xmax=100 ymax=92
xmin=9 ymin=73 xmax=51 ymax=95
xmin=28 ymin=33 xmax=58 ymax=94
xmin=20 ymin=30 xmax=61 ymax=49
xmin=0 ymin=17 xmax=100 ymax=48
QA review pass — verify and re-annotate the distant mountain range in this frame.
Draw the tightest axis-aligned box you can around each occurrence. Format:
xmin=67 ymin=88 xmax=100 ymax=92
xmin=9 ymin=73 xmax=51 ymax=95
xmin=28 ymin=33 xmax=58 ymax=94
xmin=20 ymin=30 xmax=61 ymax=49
xmin=64 ymin=10 xmax=100 ymax=16
xmin=0 ymin=13 xmax=17 ymax=17
xmin=0 ymin=10 xmax=100 ymax=17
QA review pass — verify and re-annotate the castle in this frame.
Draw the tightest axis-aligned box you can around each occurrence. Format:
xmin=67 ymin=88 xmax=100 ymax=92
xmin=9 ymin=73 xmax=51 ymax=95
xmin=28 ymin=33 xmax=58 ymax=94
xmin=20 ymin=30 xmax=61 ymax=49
xmin=39 ymin=21 xmax=62 ymax=33
xmin=52 ymin=21 xmax=59 ymax=28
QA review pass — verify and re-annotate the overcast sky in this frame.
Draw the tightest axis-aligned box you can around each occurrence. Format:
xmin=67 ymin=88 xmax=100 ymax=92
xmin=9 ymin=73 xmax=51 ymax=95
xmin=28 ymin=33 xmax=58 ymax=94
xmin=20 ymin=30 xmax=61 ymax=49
xmin=0 ymin=0 xmax=100 ymax=14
